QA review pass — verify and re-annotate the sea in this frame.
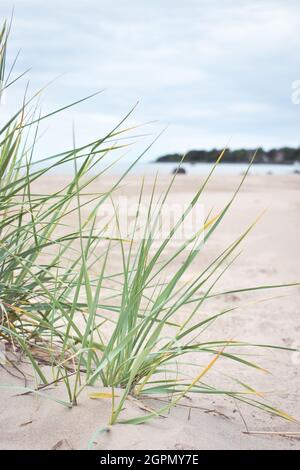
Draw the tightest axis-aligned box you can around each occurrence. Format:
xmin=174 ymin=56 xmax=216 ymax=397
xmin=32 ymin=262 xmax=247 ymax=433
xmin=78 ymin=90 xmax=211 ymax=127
xmin=108 ymin=161 xmax=300 ymax=176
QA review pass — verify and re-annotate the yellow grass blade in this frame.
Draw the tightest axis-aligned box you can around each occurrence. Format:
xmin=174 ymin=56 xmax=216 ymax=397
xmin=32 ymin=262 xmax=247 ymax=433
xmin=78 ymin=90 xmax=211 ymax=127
xmin=89 ymin=392 xmax=119 ymax=399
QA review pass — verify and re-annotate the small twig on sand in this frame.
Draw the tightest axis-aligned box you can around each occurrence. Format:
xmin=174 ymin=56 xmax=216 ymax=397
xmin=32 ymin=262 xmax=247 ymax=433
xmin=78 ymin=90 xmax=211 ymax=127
xmin=149 ymin=397 xmax=230 ymax=420
xmin=234 ymin=399 xmax=249 ymax=433
xmin=243 ymin=431 xmax=300 ymax=438
xmin=0 ymin=360 xmax=28 ymax=387
xmin=128 ymin=396 xmax=167 ymax=418
xmin=12 ymin=371 xmax=78 ymax=397
xmin=51 ymin=439 xmax=73 ymax=450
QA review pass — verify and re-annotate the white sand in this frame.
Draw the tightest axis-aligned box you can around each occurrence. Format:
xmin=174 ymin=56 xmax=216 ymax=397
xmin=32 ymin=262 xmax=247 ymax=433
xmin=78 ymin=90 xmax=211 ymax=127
xmin=1 ymin=174 xmax=300 ymax=450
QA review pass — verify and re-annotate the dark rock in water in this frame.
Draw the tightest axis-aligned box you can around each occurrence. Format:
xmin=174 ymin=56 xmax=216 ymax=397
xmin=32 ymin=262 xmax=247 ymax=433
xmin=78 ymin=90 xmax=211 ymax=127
xmin=172 ymin=167 xmax=186 ymax=175
xmin=294 ymin=169 xmax=300 ymax=174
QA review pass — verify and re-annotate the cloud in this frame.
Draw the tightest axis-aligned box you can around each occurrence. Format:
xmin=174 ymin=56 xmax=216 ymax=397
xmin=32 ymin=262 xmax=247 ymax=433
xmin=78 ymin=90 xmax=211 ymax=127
xmin=1 ymin=0 xmax=300 ymax=162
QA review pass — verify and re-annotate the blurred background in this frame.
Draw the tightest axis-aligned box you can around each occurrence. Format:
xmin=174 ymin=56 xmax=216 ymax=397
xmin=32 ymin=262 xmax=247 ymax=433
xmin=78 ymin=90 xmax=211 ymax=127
xmin=1 ymin=0 xmax=300 ymax=171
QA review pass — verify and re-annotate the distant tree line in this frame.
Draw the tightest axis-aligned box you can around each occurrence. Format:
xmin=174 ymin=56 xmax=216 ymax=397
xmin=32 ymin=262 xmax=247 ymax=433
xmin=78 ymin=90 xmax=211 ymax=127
xmin=156 ymin=147 xmax=300 ymax=164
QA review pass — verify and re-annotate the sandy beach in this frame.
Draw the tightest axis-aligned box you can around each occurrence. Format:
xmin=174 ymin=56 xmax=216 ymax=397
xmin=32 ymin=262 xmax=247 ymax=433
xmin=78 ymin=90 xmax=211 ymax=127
xmin=1 ymin=173 xmax=300 ymax=450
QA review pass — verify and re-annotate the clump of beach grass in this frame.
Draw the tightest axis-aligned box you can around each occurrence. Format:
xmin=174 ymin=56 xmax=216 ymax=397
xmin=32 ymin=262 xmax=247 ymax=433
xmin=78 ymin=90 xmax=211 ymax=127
xmin=0 ymin=19 xmax=141 ymax=386
xmin=0 ymin=19 xmax=299 ymax=428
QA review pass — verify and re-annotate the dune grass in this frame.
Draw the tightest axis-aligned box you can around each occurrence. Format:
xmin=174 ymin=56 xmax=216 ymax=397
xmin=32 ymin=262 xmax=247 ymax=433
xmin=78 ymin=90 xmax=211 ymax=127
xmin=0 ymin=19 xmax=299 ymax=428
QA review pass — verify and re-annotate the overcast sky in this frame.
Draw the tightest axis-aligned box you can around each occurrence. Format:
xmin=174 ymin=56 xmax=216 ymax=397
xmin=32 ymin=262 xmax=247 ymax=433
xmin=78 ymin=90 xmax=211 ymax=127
xmin=1 ymin=0 xmax=300 ymax=162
